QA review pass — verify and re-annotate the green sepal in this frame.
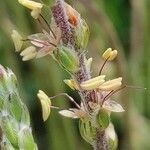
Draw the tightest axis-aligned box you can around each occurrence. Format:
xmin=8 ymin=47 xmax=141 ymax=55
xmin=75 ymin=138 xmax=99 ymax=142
xmin=18 ymin=127 xmax=37 ymax=150
xmin=1 ymin=115 xmax=18 ymax=148
xmin=1 ymin=137 xmax=15 ymax=150
xmin=97 ymin=109 xmax=110 ymax=130
xmin=56 ymin=46 xmax=79 ymax=73
xmin=79 ymin=119 xmax=96 ymax=144
xmin=75 ymin=19 xmax=90 ymax=49
xmin=8 ymin=93 xmax=22 ymax=122
xmin=21 ymin=105 xmax=30 ymax=126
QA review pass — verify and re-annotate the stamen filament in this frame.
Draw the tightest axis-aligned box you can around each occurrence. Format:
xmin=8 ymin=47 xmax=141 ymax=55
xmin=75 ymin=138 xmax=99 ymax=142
xmin=22 ymin=38 xmax=57 ymax=47
xmin=101 ymin=85 xmax=127 ymax=106
xmin=50 ymin=93 xmax=81 ymax=109
xmin=40 ymin=14 xmax=56 ymax=39
xmin=99 ymin=56 xmax=110 ymax=75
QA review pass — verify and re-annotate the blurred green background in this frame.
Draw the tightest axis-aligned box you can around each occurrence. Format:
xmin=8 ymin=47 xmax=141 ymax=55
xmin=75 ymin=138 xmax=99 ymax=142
xmin=0 ymin=0 xmax=150 ymax=149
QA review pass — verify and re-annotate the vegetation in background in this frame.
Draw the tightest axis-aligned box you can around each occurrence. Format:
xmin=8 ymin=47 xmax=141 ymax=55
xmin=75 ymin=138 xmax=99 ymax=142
xmin=0 ymin=0 xmax=149 ymax=150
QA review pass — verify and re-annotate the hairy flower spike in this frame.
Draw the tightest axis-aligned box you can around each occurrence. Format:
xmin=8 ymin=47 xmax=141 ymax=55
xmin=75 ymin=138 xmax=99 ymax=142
xmin=11 ymin=1 xmax=128 ymax=149
xmin=102 ymin=48 xmax=118 ymax=61
xmin=52 ymin=0 xmax=73 ymax=45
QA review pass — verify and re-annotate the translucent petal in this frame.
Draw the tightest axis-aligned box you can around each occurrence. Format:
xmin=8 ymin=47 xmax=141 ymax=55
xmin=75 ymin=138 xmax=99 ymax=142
xmin=103 ymin=100 xmax=125 ymax=112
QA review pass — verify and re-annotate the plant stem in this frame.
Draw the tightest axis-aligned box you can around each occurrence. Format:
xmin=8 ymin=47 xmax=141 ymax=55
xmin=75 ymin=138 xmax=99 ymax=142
xmin=93 ymin=130 xmax=108 ymax=150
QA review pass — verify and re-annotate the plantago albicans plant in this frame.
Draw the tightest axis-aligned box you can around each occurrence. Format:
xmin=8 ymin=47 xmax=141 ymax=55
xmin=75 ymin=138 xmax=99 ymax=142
xmin=10 ymin=0 xmax=127 ymax=149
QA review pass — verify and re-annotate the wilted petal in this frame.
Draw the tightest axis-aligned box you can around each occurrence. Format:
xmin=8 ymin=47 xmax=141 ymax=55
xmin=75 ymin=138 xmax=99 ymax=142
xmin=36 ymin=46 xmax=52 ymax=58
xmin=59 ymin=110 xmax=78 ymax=119
xmin=103 ymin=100 xmax=125 ymax=112
xmin=69 ymin=108 xmax=87 ymax=118
xmin=28 ymin=33 xmax=49 ymax=47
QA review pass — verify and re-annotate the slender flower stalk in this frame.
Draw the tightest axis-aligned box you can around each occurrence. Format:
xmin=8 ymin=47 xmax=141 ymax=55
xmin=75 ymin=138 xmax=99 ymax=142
xmin=11 ymin=0 xmax=127 ymax=149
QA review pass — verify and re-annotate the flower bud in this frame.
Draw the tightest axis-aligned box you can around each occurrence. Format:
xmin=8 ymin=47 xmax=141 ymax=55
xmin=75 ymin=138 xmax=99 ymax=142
xmin=102 ymin=48 xmax=118 ymax=61
xmin=57 ymin=46 xmax=79 ymax=73
xmin=1 ymin=115 xmax=18 ymax=148
xmin=11 ymin=30 xmax=23 ymax=52
xmin=37 ymin=90 xmax=51 ymax=121
xmin=106 ymin=123 xmax=118 ymax=150
xmin=75 ymin=19 xmax=90 ymax=49
xmin=18 ymin=127 xmax=37 ymax=150
xmin=8 ymin=93 xmax=22 ymax=122
xmin=21 ymin=105 xmax=30 ymax=126
xmin=103 ymin=100 xmax=125 ymax=112
xmin=1 ymin=139 xmax=15 ymax=150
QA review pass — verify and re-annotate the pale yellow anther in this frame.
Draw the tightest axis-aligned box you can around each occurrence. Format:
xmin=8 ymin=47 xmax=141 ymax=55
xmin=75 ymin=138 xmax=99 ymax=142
xmin=20 ymin=46 xmax=37 ymax=61
xmin=85 ymin=58 xmax=93 ymax=71
xmin=18 ymin=0 xmax=43 ymax=10
xmin=37 ymin=90 xmax=51 ymax=121
xmin=20 ymin=46 xmax=36 ymax=56
xmin=64 ymin=79 xmax=79 ymax=90
xmin=11 ymin=30 xmax=23 ymax=52
xmin=102 ymin=48 xmax=118 ymax=61
xmin=31 ymin=8 xmax=41 ymax=19
xmin=99 ymin=77 xmax=122 ymax=91
xmin=80 ymin=75 xmax=106 ymax=90
xmin=22 ymin=53 xmax=37 ymax=61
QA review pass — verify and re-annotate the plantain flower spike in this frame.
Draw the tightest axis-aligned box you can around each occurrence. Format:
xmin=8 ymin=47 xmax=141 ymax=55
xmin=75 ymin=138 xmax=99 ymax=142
xmin=102 ymin=48 xmax=118 ymax=61
xmin=18 ymin=0 xmax=43 ymax=19
xmin=11 ymin=30 xmax=23 ymax=52
xmin=37 ymin=90 xmax=51 ymax=121
xmin=99 ymin=77 xmax=122 ymax=91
